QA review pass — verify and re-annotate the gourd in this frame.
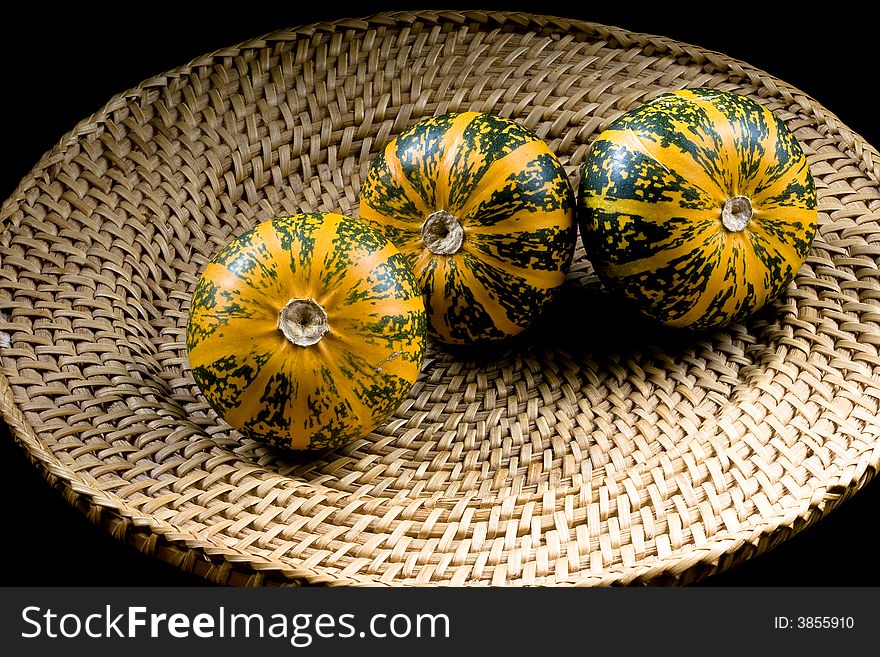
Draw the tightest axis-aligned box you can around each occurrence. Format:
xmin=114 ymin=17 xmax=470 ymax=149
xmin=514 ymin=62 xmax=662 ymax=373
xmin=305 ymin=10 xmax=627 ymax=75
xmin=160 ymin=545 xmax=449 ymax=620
xmin=186 ymin=213 xmax=426 ymax=450
xmin=578 ymin=88 xmax=818 ymax=329
xmin=359 ymin=111 xmax=577 ymax=344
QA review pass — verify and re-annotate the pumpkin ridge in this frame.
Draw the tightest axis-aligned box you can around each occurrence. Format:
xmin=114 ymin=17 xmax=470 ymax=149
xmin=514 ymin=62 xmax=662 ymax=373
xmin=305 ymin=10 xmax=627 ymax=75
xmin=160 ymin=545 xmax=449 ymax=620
xmin=455 ymin=255 xmax=523 ymax=334
xmin=663 ymin=244 xmax=737 ymax=328
xmin=358 ymin=202 xmax=422 ymax=234
xmin=601 ymin=128 xmax=724 ymax=201
xmin=223 ymin=347 xmax=293 ymax=429
xmin=743 ymin=110 xmax=783 ymax=195
xmin=328 ymin=331 xmax=421 ymax=380
xmin=444 ymin=112 xmax=538 ymax=212
xmin=287 ymin=361 xmax=346 ymax=450
xmin=421 ymin=259 xmax=455 ymax=342
xmin=258 ymin=217 xmax=297 ymax=296
xmin=351 ymin=207 xmax=425 ymax=271
xmin=331 ymin=291 xmax=423 ymax=326
xmin=687 ymin=89 xmax=788 ymax=196
xmin=580 ymin=137 xmax=718 ymax=212
xmin=578 ymin=197 xmax=710 ymax=225
xmin=752 ymin=207 xmax=816 ymax=260
xmin=272 ymin=214 xmax=327 ymax=297
xmin=646 ymin=89 xmax=736 ymax=187
xmin=745 ymin=222 xmax=802 ymax=287
xmin=463 ymin=151 xmax=575 ymax=227
xmin=322 ymin=355 xmax=386 ymax=430
xmin=684 ymin=93 xmax=752 ymax=192
xmin=326 ymin=343 xmax=416 ymax=431
xmin=358 ymin=147 xmax=425 ymax=222
xmin=461 ymin=243 xmax=566 ymax=290
xmin=186 ymin=276 xmax=270 ymax=347
xmin=733 ymin=232 xmax=773 ymax=311
xmin=434 ymin=112 xmax=480 ymax=212
xmin=212 ymin=227 xmax=283 ymax=296
xmin=351 ymin=252 xmax=423 ymax=309
xmin=313 ymin=216 xmax=367 ymax=296
xmin=615 ymin=91 xmax=731 ymax=192
xmin=187 ymin=317 xmax=278 ymax=369
xmin=456 ymin=139 xmax=551 ymax=218
xmin=464 ymin=208 xmax=576 ymax=234
xmin=284 ymin=349 xmax=312 ymax=450
xmin=383 ymin=141 xmax=431 ymax=218
xmin=445 ymin=255 xmax=522 ymax=339
xmin=607 ymin=234 xmax=725 ymax=322
xmin=601 ymin=223 xmax=722 ymax=278
xmin=407 ymin=247 xmax=438 ymax=289
xmin=752 ymin=158 xmax=815 ymax=208
xmin=460 ymin=251 xmax=557 ymax=333
xmin=464 ymin=223 xmax=575 ymax=279
xmin=394 ymin=113 xmax=461 ymax=211
xmin=190 ymin=349 xmax=273 ymax=417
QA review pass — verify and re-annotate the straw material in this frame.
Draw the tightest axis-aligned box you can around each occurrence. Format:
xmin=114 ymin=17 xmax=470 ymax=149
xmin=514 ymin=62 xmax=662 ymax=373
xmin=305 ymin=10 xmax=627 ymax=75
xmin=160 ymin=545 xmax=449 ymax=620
xmin=2 ymin=11 xmax=880 ymax=586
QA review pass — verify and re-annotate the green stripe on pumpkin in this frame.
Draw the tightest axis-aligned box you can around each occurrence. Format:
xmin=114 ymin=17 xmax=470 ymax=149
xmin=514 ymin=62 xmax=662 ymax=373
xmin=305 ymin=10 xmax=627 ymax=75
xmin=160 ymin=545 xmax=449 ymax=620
xmin=446 ymin=113 xmax=540 ymax=210
xmin=395 ymin=113 xmax=460 ymax=209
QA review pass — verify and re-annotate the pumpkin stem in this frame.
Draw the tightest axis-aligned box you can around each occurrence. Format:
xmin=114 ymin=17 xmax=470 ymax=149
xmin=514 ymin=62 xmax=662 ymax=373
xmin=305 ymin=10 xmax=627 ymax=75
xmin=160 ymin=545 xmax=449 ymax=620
xmin=721 ymin=196 xmax=753 ymax=232
xmin=422 ymin=210 xmax=464 ymax=255
xmin=279 ymin=298 xmax=328 ymax=347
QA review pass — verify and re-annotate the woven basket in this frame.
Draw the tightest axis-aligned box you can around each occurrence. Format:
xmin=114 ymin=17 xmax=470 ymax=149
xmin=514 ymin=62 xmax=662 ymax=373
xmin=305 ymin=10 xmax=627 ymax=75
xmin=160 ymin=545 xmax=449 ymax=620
xmin=2 ymin=10 xmax=880 ymax=587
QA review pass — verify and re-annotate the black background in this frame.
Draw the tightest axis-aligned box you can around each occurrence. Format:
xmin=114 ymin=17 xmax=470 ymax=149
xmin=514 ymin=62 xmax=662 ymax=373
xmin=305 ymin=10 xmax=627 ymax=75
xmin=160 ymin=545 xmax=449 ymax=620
xmin=1 ymin=3 xmax=878 ymax=586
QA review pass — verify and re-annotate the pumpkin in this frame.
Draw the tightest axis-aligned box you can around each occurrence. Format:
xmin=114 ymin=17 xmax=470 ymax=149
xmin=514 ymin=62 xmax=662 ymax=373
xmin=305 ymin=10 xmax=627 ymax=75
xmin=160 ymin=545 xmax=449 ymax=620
xmin=577 ymin=88 xmax=818 ymax=329
xmin=359 ymin=111 xmax=577 ymax=344
xmin=186 ymin=213 xmax=427 ymax=450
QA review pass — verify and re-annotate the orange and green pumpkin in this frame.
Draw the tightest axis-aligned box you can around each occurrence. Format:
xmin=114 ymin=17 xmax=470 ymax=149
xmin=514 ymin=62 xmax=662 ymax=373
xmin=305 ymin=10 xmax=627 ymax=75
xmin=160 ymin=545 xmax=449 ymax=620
xmin=186 ymin=213 xmax=426 ymax=450
xmin=359 ymin=111 xmax=577 ymax=344
xmin=578 ymin=88 xmax=818 ymax=329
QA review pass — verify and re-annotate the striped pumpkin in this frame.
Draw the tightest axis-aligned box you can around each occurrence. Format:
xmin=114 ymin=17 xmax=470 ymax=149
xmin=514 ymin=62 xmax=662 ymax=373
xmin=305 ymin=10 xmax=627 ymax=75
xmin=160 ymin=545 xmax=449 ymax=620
xmin=359 ymin=111 xmax=576 ymax=344
xmin=578 ymin=88 xmax=818 ymax=329
xmin=186 ymin=213 xmax=426 ymax=450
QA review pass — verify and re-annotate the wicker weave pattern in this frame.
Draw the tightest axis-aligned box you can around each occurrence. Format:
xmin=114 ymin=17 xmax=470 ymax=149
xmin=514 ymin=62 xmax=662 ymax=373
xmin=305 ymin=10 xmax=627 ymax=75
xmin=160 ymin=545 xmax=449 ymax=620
xmin=2 ymin=11 xmax=880 ymax=586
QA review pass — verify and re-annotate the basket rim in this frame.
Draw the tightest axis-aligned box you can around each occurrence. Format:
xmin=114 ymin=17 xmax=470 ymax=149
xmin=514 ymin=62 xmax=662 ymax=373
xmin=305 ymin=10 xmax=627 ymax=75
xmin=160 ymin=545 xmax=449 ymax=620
xmin=2 ymin=9 xmax=879 ymax=586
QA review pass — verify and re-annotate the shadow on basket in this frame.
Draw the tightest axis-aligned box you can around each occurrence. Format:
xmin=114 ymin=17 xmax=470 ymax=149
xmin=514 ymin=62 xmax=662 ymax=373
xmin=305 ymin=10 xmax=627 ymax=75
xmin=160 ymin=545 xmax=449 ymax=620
xmin=258 ymin=272 xmax=790 ymax=473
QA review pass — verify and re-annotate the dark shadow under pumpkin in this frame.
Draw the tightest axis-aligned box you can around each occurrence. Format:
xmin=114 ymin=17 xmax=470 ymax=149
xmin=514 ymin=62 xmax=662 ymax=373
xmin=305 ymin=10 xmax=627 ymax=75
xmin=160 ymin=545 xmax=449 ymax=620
xmin=430 ymin=279 xmax=787 ymax=367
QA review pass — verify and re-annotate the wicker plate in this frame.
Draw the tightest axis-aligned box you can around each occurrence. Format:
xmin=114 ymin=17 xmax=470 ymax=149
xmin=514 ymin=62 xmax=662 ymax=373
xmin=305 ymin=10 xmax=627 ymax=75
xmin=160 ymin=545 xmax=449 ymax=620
xmin=2 ymin=11 xmax=880 ymax=586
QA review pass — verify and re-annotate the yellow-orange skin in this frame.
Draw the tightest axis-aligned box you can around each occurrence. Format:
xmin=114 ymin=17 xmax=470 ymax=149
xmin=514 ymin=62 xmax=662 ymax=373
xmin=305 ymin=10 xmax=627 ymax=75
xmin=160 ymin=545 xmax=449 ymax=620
xmin=186 ymin=213 xmax=426 ymax=450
